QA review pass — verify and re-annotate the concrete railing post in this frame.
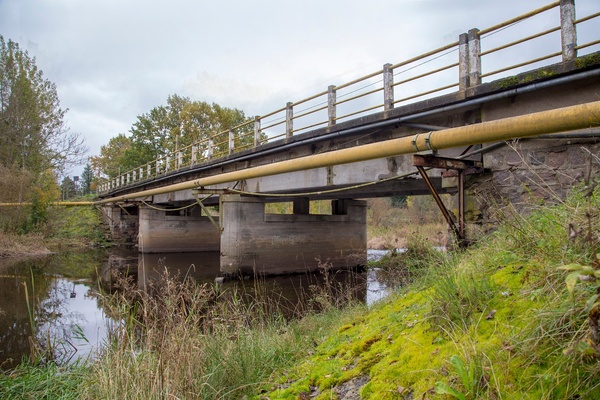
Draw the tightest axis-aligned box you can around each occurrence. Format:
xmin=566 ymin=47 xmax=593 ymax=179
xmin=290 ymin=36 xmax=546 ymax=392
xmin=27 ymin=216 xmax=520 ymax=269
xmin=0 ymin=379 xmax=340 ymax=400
xmin=560 ymin=0 xmax=577 ymax=61
xmin=459 ymin=33 xmax=469 ymax=90
xmin=156 ymin=160 xmax=161 ymax=175
xmin=468 ymin=28 xmax=481 ymax=87
xmin=147 ymin=164 xmax=151 ymax=178
xmin=286 ymin=102 xmax=293 ymax=138
xmin=383 ymin=63 xmax=394 ymax=111
xmin=191 ymin=145 xmax=197 ymax=165
xmin=132 ymin=170 xmax=137 ymax=182
xmin=327 ymin=85 xmax=336 ymax=126
xmin=208 ymin=138 xmax=214 ymax=160
xmin=165 ymin=156 xmax=170 ymax=172
xmin=139 ymin=167 xmax=143 ymax=180
xmin=177 ymin=151 xmax=183 ymax=169
xmin=228 ymin=129 xmax=234 ymax=155
xmin=254 ymin=116 xmax=261 ymax=147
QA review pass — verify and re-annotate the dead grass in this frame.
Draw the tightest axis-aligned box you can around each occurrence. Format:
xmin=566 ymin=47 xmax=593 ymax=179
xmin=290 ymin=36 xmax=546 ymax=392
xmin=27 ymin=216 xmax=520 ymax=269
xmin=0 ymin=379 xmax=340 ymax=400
xmin=366 ymin=197 xmax=447 ymax=249
xmin=0 ymin=232 xmax=52 ymax=258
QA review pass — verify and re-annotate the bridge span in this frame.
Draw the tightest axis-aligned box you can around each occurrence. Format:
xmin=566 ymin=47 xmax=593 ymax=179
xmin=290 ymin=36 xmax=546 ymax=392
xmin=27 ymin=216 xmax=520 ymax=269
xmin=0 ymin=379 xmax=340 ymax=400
xmin=98 ymin=1 xmax=600 ymax=276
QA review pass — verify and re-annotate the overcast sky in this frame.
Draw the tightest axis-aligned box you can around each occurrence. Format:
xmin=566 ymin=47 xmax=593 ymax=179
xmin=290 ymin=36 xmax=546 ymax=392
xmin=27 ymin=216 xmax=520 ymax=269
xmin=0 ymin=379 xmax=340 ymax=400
xmin=1 ymin=0 xmax=597 ymax=176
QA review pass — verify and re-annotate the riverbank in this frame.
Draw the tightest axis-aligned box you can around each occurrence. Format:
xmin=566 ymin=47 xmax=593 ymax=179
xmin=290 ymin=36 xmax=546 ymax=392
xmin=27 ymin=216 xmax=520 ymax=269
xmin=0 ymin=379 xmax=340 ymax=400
xmin=0 ymin=199 xmax=109 ymax=258
xmin=0 ymin=232 xmax=53 ymax=258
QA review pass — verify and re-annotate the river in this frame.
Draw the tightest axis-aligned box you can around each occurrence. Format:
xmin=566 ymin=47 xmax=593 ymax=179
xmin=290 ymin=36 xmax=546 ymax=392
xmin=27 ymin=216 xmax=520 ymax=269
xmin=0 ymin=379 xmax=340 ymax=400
xmin=0 ymin=248 xmax=394 ymax=370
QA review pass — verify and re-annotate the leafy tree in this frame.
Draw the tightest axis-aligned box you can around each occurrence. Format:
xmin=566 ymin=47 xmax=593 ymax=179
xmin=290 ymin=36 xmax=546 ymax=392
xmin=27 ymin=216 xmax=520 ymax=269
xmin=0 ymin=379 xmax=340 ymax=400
xmin=60 ymin=176 xmax=76 ymax=200
xmin=0 ymin=36 xmax=86 ymax=230
xmin=89 ymin=134 xmax=132 ymax=179
xmin=0 ymin=36 xmax=87 ymax=176
xmin=123 ymin=94 xmax=256 ymax=170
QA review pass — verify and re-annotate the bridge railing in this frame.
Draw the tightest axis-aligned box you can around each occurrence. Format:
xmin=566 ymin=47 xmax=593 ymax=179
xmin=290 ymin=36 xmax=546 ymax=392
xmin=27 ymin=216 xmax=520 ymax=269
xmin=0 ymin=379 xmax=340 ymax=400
xmin=99 ymin=0 xmax=599 ymax=194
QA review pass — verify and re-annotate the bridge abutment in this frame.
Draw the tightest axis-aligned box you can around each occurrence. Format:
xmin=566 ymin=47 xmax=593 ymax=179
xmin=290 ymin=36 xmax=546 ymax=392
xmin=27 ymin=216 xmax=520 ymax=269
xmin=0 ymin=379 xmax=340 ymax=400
xmin=220 ymin=195 xmax=367 ymax=276
xmin=138 ymin=205 xmax=220 ymax=253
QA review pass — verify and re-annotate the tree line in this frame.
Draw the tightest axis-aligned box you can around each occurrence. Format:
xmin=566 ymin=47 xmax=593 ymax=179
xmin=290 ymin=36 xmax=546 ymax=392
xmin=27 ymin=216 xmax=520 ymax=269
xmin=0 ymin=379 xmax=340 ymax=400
xmin=0 ymin=35 xmax=86 ymax=231
xmin=1 ymin=35 xmax=256 ymax=232
xmin=90 ymin=94 xmax=257 ymax=180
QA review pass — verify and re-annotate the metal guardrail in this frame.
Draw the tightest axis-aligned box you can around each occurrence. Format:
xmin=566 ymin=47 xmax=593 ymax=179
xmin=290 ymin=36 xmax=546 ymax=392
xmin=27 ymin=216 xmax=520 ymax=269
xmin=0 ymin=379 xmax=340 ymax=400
xmin=99 ymin=0 xmax=599 ymax=194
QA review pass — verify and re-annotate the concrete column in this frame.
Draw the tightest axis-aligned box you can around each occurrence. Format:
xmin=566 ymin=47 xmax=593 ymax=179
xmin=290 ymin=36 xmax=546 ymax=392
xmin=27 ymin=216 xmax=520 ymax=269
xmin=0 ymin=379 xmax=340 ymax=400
xmin=328 ymin=85 xmax=336 ymax=126
xmin=254 ymin=116 xmax=261 ymax=147
xmin=220 ymin=195 xmax=367 ymax=276
xmin=286 ymin=102 xmax=294 ymax=138
xmin=208 ymin=139 xmax=214 ymax=160
xmin=228 ymin=129 xmax=234 ymax=155
xmin=468 ymin=28 xmax=481 ymax=87
xmin=459 ymin=33 xmax=469 ymax=90
xmin=383 ymin=63 xmax=394 ymax=111
xmin=138 ymin=205 xmax=220 ymax=253
xmin=560 ymin=0 xmax=577 ymax=61
xmin=293 ymin=197 xmax=310 ymax=214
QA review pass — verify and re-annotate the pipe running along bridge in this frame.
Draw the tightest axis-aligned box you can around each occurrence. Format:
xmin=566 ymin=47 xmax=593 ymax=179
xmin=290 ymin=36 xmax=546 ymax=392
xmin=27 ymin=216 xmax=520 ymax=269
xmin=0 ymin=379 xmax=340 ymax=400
xmin=94 ymin=0 xmax=600 ymax=275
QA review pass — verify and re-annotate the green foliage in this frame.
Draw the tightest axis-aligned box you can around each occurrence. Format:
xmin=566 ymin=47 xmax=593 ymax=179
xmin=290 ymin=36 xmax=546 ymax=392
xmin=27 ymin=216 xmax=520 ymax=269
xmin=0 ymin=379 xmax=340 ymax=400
xmin=92 ymin=94 xmax=259 ymax=179
xmin=0 ymin=363 xmax=85 ymax=399
xmin=80 ymin=164 xmax=93 ymax=195
xmin=557 ymin=254 xmax=600 ymax=357
xmin=46 ymin=201 xmax=108 ymax=248
xmin=26 ymin=169 xmax=60 ymax=232
xmin=0 ymin=35 xmax=86 ymax=176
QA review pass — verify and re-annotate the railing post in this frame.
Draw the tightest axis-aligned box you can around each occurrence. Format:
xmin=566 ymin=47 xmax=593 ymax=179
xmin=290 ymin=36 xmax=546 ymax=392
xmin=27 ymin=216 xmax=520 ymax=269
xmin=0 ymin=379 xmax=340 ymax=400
xmin=228 ymin=129 xmax=234 ymax=155
xmin=459 ymin=33 xmax=469 ymax=90
xmin=208 ymin=138 xmax=214 ymax=160
xmin=285 ymin=102 xmax=293 ymax=138
xmin=165 ymin=156 xmax=170 ymax=172
xmin=468 ymin=28 xmax=481 ymax=87
xmin=139 ymin=167 xmax=143 ymax=180
xmin=560 ymin=0 xmax=577 ymax=61
xmin=327 ymin=85 xmax=336 ymax=126
xmin=383 ymin=64 xmax=394 ymax=111
xmin=177 ymin=151 xmax=183 ymax=169
xmin=147 ymin=164 xmax=151 ymax=178
xmin=191 ymin=145 xmax=197 ymax=164
xmin=132 ymin=170 xmax=137 ymax=182
xmin=120 ymin=175 xmax=124 ymax=186
xmin=253 ymin=116 xmax=261 ymax=147
xmin=127 ymin=173 xmax=131 ymax=185
xmin=156 ymin=160 xmax=161 ymax=175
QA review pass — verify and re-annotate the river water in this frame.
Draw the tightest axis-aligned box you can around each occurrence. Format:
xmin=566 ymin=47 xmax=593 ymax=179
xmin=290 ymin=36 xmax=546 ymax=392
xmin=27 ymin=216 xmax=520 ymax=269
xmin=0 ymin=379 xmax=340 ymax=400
xmin=0 ymin=249 xmax=394 ymax=370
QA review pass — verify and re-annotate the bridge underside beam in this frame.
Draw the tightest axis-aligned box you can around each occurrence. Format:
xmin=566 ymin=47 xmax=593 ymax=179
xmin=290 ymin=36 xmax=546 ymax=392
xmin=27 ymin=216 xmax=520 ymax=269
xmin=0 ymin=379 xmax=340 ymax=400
xmin=220 ymin=195 xmax=367 ymax=276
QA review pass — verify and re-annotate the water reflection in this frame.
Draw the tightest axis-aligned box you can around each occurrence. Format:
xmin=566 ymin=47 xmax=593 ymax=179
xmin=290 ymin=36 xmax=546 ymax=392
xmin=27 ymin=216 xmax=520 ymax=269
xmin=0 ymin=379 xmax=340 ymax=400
xmin=0 ymin=253 xmax=111 ymax=370
xmin=1 ymin=248 xmax=394 ymax=370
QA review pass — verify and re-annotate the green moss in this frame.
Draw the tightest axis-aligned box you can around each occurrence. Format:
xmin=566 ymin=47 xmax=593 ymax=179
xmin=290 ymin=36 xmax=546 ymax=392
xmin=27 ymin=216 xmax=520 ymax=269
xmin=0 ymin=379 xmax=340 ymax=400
xmin=575 ymin=52 xmax=600 ymax=69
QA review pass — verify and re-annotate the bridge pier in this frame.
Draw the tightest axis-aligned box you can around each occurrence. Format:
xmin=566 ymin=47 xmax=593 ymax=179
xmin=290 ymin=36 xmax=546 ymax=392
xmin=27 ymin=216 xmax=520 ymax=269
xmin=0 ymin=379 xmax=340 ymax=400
xmin=138 ymin=205 xmax=220 ymax=253
xmin=220 ymin=195 xmax=367 ymax=276
xmin=101 ymin=205 xmax=139 ymax=246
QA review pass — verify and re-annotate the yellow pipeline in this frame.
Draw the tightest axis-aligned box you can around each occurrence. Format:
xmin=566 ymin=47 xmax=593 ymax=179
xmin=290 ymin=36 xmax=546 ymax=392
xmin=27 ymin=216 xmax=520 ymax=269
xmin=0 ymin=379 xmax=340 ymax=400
xmin=0 ymin=201 xmax=96 ymax=207
xmin=4 ymin=101 xmax=597 ymax=208
xmin=89 ymin=100 xmax=599 ymax=205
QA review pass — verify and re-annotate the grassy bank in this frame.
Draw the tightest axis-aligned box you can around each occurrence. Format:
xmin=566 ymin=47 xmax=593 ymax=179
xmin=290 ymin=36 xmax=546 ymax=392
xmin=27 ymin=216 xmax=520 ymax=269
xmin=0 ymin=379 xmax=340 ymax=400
xmin=264 ymin=186 xmax=600 ymax=399
xmin=0 ymin=197 xmax=109 ymax=258
xmin=1 ymin=188 xmax=598 ymax=399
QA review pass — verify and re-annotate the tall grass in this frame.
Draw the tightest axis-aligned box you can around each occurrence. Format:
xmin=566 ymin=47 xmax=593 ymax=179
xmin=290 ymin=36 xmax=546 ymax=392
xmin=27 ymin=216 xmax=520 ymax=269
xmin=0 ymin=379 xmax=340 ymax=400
xmin=425 ymin=182 xmax=600 ymax=398
xmin=79 ymin=267 xmax=364 ymax=399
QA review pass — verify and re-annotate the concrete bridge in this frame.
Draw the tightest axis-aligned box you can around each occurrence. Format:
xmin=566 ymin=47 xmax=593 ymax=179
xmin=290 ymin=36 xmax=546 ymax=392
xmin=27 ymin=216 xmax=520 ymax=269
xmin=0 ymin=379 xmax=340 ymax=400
xmin=98 ymin=0 xmax=600 ymax=276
